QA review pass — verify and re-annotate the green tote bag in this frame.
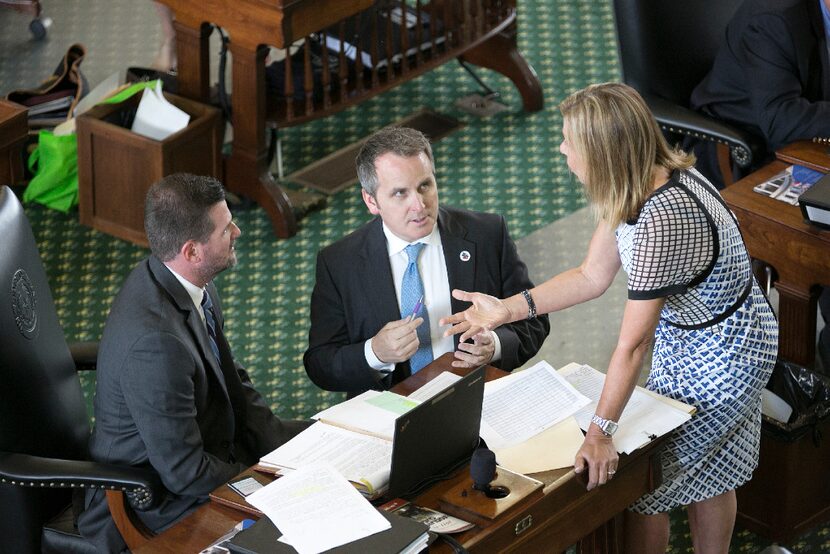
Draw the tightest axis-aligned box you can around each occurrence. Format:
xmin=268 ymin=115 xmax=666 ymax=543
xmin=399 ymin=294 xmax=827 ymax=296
xmin=25 ymin=129 xmax=79 ymax=213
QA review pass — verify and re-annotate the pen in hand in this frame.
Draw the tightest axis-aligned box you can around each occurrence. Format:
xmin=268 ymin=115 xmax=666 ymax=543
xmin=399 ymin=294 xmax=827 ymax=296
xmin=408 ymin=295 xmax=424 ymax=321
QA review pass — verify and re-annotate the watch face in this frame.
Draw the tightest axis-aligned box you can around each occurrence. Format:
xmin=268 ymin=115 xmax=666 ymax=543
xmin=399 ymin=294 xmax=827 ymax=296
xmin=592 ymin=414 xmax=618 ymax=436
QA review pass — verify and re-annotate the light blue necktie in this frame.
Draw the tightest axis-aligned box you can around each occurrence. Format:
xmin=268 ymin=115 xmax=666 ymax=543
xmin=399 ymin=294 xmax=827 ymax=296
xmin=400 ymin=243 xmax=433 ymax=373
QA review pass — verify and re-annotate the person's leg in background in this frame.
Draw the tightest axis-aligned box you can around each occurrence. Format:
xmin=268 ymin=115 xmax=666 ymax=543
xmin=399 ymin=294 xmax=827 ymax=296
xmin=152 ymin=2 xmax=176 ymax=72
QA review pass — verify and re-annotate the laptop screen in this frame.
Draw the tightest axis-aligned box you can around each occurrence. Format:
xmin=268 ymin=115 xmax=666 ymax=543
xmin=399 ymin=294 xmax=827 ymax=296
xmin=386 ymin=366 xmax=485 ymax=499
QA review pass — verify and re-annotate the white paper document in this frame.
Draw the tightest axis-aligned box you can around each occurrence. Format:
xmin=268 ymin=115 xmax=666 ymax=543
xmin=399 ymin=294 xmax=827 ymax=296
xmin=259 ymin=421 xmax=391 ymax=496
xmin=559 ymin=363 xmax=694 ymax=454
xmin=246 ymin=462 xmax=390 ymax=554
xmin=479 ymin=360 xmax=591 ymax=450
xmin=313 ymin=390 xmax=419 ymax=440
xmin=130 ymin=81 xmax=189 ymax=141
xmin=408 ymin=371 xmax=462 ymax=402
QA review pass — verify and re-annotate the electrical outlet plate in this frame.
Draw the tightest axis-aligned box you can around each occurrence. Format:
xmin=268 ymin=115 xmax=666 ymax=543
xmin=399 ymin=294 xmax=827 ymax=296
xmin=454 ymin=94 xmax=509 ymax=117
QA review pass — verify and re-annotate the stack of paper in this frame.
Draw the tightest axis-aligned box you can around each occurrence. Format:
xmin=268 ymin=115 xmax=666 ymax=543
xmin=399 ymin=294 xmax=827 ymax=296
xmin=559 ymin=363 xmax=695 ymax=455
xmin=130 ymin=81 xmax=189 ymax=141
xmin=480 ymin=361 xmax=591 ymax=450
xmin=258 ymin=390 xmax=420 ymax=498
xmin=245 ymin=463 xmax=400 ymax=554
xmin=259 ymin=422 xmax=392 ymax=498
xmin=479 ymin=361 xmax=696 ymax=473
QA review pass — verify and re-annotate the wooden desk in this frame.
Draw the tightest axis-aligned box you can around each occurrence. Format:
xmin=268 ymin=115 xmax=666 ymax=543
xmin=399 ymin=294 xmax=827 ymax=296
xmin=135 ymin=354 xmax=664 ymax=553
xmin=155 ymin=0 xmax=543 ymax=238
xmin=722 ymin=142 xmax=830 ymax=542
xmin=721 ymin=141 xmax=830 ymax=366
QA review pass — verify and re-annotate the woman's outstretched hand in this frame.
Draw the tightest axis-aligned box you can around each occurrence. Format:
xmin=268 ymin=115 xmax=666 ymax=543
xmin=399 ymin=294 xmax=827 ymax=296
xmin=439 ymin=289 xmax=511 ymax=342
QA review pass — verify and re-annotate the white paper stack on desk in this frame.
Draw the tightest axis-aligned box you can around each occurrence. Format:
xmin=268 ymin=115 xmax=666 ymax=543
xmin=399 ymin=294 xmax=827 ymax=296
xmin=258 ymin=362 xmax=695 ymax=501
xmin=238 ymin=463 xmax=428 ymax=554
xmin=559 ymin=363 xmax=696 ymax=455
xmin=257 ymin=390 xmax=419 ymax=498
xmin=480 ymin=361 xmax=695 ymax=474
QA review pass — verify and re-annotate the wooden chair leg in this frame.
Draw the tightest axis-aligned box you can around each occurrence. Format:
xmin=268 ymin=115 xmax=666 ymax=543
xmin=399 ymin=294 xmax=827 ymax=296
xmin=105 ymin=490 xmax=155 ymax=550
xmin=716 ymin=143 xmax=735 ymax=187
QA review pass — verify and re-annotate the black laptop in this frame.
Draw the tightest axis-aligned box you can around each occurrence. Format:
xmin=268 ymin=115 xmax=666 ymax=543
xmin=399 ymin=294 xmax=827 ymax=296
xmin=385 ymin=365 xmax=486 ymax=499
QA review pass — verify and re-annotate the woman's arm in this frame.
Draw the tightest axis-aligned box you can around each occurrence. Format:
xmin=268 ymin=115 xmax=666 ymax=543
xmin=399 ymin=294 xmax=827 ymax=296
xmin=442 ymin=221 xmax=622 ymax=341
xmin=574 ymin=295 xmax=664 ymax=490
xmin=530 ymin=220 xmax=622 ymax=314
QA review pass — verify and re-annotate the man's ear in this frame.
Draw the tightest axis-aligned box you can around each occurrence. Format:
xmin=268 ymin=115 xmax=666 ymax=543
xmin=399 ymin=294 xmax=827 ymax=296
xmin=362 ymin=189 xmax=380 ymax=215
xmin=180 ymin=240 xmax=201 ymax=264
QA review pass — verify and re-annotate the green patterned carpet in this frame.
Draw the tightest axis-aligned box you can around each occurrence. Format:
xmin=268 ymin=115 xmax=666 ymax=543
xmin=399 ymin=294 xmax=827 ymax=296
xmin=4 ymin=1 xmax=829 ymax=552
xmin=29 ymin=1 xmax=612 ymax=422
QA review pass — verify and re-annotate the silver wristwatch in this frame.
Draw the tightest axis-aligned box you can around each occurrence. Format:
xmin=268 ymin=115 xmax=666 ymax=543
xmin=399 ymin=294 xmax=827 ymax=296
xmin=591 ymin=414 xmax=619 ymax=437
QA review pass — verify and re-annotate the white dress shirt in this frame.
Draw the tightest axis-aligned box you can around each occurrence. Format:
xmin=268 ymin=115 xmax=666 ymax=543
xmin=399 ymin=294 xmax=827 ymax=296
xmin=166 ymin=265 xmax=208 ymax=327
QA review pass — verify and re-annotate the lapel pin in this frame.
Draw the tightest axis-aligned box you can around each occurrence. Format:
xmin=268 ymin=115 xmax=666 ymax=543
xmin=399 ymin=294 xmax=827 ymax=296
xmin=460 ymin=250 xmax=471 ymax=262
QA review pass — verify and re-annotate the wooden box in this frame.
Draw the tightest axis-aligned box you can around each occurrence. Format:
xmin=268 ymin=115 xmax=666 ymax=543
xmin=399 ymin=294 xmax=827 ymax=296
xmin=0 ymin=99 xmax=28 ymax=188
xmin=736 ymin=418 xmax=830 ymax=542
xmin=76 ymin=92 xmax=222 ymax=246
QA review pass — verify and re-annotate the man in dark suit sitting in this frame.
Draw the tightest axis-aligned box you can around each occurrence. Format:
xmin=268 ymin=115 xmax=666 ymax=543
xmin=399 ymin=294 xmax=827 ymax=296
xmin=691 ymin=0 xmax=830 ymax=367
xmin=79 ymin=173 xmax=309 ymax=552
xmin=304 ymin=127 xmax=549 ymax=395
xmin=690 ymin=0 xmax=830 ymax=188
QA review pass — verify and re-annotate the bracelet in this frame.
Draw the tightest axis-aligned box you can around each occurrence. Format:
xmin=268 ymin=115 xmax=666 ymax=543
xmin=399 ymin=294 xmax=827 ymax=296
xmin=521 ymin=289 xmax=537 ymax=320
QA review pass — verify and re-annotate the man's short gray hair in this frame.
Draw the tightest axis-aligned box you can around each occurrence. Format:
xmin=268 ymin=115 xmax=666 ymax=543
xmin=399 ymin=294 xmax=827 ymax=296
xmin=355 ymin=127 xmax=434 ymax=195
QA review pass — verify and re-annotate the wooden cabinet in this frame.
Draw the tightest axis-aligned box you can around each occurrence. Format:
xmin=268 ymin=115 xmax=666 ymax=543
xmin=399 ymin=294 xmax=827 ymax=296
xmin=76 ymin=93 xmax=222 ymax=246
xmin=0 ymin=99 xmax=28 ymax=188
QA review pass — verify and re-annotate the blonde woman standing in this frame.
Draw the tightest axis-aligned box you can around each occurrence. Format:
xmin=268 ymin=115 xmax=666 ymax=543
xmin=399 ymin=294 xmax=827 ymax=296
xmin=441 ymin=82 xmax=778 ymax=553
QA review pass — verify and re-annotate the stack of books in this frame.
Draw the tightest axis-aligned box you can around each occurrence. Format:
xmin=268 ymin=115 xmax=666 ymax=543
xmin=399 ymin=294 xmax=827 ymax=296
xmin=20 ymin=89 xmax=75 ymax=127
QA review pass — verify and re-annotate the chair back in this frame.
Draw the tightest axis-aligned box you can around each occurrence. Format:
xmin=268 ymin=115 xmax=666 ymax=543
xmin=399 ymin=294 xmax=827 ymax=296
xmin=613 ymin=0 xmax=744 ymax=106
xmin=0 ymin=186 xmax=90 ymax=552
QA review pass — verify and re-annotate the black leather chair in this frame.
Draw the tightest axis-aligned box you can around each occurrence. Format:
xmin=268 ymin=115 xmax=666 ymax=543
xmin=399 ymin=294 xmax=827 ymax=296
xmin=0 ymin=186 xmax=161 ymax=553
xmin=612 ymin=0 xmax=764 ymax=186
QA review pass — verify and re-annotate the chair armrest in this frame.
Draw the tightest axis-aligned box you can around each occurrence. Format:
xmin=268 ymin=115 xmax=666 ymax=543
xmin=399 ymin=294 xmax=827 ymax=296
xmin=0 ymin=451 xmax=161 ymax=511
xmin=69 ymin=341 xmax=98 ymax=372
xmin=644 ymin=95 xmax=763 ymax=169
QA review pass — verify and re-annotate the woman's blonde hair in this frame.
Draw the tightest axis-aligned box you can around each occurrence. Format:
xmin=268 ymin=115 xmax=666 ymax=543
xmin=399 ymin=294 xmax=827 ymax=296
xmin=559 ymin=82 xmax=695 ymax=225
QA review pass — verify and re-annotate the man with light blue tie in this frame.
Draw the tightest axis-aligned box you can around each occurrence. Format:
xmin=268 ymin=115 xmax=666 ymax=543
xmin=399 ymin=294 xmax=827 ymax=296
xmin=304 ymin=127 xmax=549 ymax=395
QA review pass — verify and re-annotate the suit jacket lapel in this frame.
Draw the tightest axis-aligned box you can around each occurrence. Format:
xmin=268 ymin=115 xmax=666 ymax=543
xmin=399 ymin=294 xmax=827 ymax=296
xmin=439 ymin=209 xmax=475 ymax=348
xmin=362 ymin=218 xmax=402 ymax=325
xmin=148 ymin=257 xmax=229 ymax=398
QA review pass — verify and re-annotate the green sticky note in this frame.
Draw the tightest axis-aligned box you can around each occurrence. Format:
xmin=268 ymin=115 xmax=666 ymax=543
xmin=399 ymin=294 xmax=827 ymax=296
xmin=365 ymin=391 xmax=419 ymax=415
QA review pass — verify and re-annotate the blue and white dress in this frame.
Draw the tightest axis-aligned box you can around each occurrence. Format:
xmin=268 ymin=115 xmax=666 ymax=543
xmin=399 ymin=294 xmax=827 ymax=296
xmin=616 ymin=168 xmax=778 ymax=514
